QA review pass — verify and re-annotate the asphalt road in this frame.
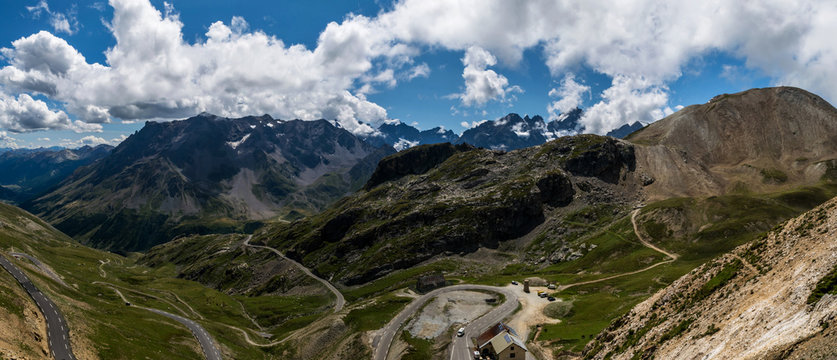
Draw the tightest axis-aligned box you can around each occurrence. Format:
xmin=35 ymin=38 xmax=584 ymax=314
xmin=373 ymin=284 xmax=519 ymax=360
xmin=243 ymin=235 xmax=346 ymax=312
xmin=0 ymin=254 xmax=76 ymax=360
xmin=146 ymin=308 xmax=223 ymax=360
xmin=102 ymin=284 xmax=223 ymax=360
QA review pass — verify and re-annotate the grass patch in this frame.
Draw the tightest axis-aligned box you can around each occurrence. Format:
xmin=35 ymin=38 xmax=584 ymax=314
xmin=760 ymin=168 xmax=788 ymax=184
xmin=693 ymin=260 xmax=742 ymax=303
xmin=543 ymin=301 xmax=574 ymax=319
xmin=808 ymin=263 xmax=837 ymax=305
xmin=401 ymin=331 xmax=434 ymax=360
xmin=659 ymin=318 xmax=694 ymax=343
xmin=344 ymin=294 xmax=411 ymax=331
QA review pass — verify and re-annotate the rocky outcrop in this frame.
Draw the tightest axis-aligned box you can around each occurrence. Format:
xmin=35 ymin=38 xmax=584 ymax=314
xmin=563 ymin=136 xmax=636 ymax=183
xmin=364 ymin=143 xmax=473 ymax=190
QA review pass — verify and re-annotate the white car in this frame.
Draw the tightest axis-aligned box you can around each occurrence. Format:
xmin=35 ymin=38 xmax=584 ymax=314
xmin=457 ymin=328 xmax=465 ymax=337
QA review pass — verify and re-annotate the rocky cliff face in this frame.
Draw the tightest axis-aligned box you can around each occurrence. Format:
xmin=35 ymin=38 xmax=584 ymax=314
xmin=585 ymin=196 xmax=837 ymax=359
xmin=26 ymin=113 xmax=394 ymax=251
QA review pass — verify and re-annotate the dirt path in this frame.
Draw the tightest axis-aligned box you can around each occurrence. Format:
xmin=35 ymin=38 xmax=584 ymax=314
xmin=555 ymin=209 xmax=679 ymax=292
xmin=556 ymin=259 xmax=675 ymax=291
xmin=151 ymin=288 xmax=205 ymax=320
xmin=631 ymin=209 xmax=679 ymax=261
xmin=98 ymin=259 xmax=109 ymax=278
xmin=243 ymin=235 xmax=345 ymax=312
xmin=99 ymin=284 xmax=223 ymax=360
xmin=93 ymin=281 xmax=192 ymax=317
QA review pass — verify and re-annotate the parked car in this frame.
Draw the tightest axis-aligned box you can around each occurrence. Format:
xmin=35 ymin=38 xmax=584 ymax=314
xmin=547 ymin=296 xmax=556 ymax=301
xmin=511 ymin=280 xmax=518 ymax=285
xmin=473 ymin=350 xmax=482 ymax=359
xmin=457 ymin=328 xmax=465 ymax=337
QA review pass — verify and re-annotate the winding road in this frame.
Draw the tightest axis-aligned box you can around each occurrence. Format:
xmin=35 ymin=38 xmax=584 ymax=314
xmin=99 ymin=283 xmax=222 ymax=360
xmin=377 ymin=208 xmax=685 ymax=360
xmin=0 ymin=254 xmax=75 ymax=360
xmin=374 ymin=284 xmax=519 ymax=360
xmin=243 ymin=235 xmax=345 ymax=312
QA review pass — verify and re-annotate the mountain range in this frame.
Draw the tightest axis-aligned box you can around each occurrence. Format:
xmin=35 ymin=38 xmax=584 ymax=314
xmin=0 ymin=145 xmax=113 ymax=203
xmin=24 ymin=113 xmax=395 ymax=251
xmin=362 ymin=107 xmax=636 ymax=152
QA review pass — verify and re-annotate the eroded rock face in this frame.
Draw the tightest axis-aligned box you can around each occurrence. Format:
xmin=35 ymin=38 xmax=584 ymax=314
xmin=564 ymin=138 xmax=636 ymax=184
xmin=364 ymin=143 xmax=473 ymax=190
xmin=537 ymin=171 xmax=575 ymax=206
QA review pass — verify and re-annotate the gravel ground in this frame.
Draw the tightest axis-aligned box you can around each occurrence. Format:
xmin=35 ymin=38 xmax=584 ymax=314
xmin=406 ymin=290 xmax=494 ymax=339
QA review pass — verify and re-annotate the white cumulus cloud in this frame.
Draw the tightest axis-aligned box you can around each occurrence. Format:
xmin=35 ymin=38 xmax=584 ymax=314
xmin=3 ymin=0 xmax=837 ymax=137
xmin=458 ymin=46 xmax=521 ymax=107
xmin=547 ymin=74 xmax=590 ymax=120
xmin=0 ymin=90 xmax=100 ymax=133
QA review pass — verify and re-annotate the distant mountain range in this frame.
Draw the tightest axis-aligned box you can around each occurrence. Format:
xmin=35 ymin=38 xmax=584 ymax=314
xmin=362 ymin=107 xmax=644 ymax=151
xmin=25 ymin=113 xmax=394 ymax=251
xmin=0 ymin=145 xmax=113 ymax=203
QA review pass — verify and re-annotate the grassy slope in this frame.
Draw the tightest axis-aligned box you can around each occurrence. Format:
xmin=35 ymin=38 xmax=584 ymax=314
xmin=0 ymin=203 xmax=333 ymax=359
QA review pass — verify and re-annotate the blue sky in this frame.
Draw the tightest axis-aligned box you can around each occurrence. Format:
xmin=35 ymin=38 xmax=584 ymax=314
xmin=2 ymin=0 xmax=831 ymax=149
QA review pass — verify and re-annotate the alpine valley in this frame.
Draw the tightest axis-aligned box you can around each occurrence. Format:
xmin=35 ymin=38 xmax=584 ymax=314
xmin=1 ymin=86 xmax=836 ymax=360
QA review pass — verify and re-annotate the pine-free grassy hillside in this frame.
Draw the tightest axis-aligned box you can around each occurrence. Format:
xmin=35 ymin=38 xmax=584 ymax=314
xmin=0 ymin=202 xmax=335 ymax=359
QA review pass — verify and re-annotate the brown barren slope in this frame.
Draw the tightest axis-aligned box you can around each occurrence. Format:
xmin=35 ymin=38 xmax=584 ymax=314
xmin=630 ymin=87 xmax=837 ymax=200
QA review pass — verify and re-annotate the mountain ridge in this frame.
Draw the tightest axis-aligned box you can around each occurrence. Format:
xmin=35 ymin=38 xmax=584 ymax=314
xmin=25 ymin=113 xmax=395 ymax=251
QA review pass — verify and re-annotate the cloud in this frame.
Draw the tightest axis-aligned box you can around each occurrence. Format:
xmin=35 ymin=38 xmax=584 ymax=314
xmin=26 ymin=1 xmax=79 ymax=35
xmin=2 ymin=0 xmax=397 ymax=135
xmin=0 ymin=90 xmax=101 ymax=133
xmin=547 ymin=74 xmax=590 ymax=120
xmin=458 ymin=46 xmax=521 ymax=106
xmin=579 ymin=76 xmax=672 ymax=134
xmin=0 ymin=131 xmax=19 ymax=148
xmin=60 ymin=134 xmax=127 ymax=148
xmin=407 ymin=63 xmax=430 ymax=80
xmin=4 ymin=0 xmax=837 ymax=136
xmin=378 ymin=0 xmax=837 ymax=131
xmin=460 ymin=119 xmax=488 ymax=128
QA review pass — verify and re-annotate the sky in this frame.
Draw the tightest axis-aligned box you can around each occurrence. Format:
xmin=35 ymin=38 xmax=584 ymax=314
xmin=1 ymin=0 xmax=834 ymax=149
